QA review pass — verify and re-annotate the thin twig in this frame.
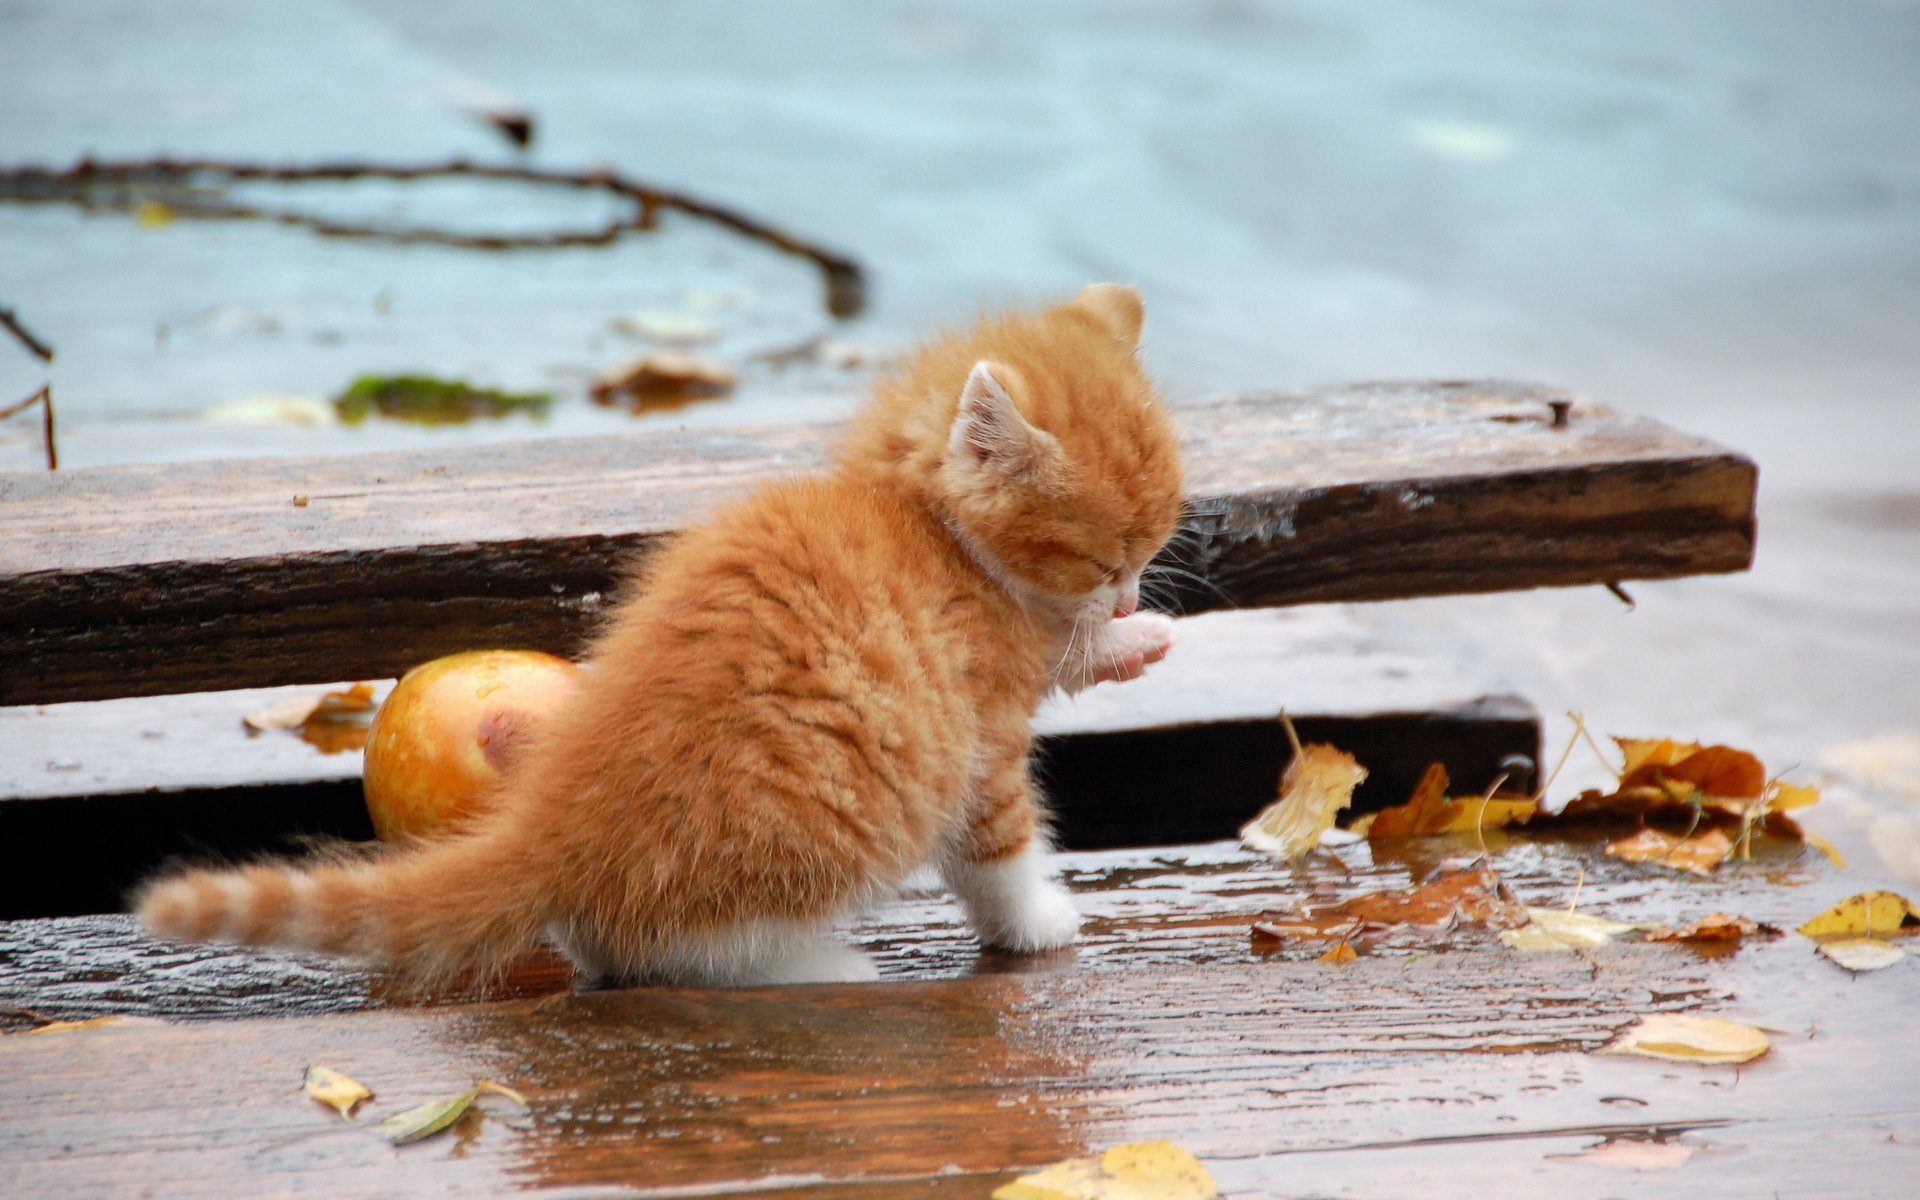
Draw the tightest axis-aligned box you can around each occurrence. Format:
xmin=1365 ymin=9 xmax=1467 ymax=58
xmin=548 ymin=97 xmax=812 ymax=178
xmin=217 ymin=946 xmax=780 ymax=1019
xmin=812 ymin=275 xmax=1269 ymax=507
xmin=0 ymin=307 xmax=53 ymax=363
xmin=0 ymin=385 xmax=57 ymax=470
xmin=0 ymin=157 xmax=866 ymax=318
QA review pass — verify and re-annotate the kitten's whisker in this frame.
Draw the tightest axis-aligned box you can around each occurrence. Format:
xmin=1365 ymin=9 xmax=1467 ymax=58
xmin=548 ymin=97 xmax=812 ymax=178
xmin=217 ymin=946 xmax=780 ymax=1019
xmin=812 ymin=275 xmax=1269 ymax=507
xmin=1144 ymin=562 xmax=1234 ymax=606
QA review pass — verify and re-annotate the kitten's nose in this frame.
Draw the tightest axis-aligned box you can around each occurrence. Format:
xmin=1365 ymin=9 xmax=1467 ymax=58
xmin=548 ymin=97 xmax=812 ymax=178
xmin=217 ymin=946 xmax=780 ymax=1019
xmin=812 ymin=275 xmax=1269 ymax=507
xmin=1113 ymin=585 xmax=1138 ymax=619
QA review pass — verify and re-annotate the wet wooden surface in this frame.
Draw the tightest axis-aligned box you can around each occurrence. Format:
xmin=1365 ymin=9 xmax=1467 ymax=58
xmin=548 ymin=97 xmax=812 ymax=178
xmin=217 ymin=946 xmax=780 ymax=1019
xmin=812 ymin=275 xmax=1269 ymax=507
xmin=3 ymin=837 xmax=1913 ymax=1197
xmin=0 ymin=380 xmax=1757 ymax=704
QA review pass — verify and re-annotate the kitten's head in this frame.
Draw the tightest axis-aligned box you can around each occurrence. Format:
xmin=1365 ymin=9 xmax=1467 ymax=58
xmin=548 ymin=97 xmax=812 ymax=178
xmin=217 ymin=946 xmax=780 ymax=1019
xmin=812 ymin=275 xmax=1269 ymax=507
xmin=865 ymin=284 xmax=1184 ymax=627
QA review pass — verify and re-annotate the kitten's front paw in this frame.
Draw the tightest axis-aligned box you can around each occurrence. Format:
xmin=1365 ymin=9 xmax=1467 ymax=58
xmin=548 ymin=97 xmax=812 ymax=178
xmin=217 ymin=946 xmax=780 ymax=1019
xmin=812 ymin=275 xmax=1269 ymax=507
xmin=1091 ymin=612 xmax=1175 ymax=685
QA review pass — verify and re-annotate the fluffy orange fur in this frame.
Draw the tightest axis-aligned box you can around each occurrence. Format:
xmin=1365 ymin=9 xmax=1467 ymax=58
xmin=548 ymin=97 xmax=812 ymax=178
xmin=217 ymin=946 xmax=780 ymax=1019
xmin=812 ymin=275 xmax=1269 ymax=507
xmin=136 ymin=284 xmax=1185 ymax=989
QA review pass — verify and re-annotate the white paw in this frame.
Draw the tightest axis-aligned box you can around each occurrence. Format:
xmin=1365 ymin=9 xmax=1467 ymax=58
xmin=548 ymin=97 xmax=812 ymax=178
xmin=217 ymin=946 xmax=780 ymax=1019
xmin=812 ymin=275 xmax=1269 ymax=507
xmin=985 ymin=880 xmax=1081 ymax=952
xmin=946 ymin=845 xmax=1081 ymax=953
xmin=1089 ymin=611 xmax=1175 ymax=685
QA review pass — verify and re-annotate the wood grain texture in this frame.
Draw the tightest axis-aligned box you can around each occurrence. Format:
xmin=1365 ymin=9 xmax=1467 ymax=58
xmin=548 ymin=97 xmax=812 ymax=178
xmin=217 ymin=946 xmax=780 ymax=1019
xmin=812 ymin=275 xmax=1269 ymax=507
xmin=2 ymin=839 xmax=1909 ymax=1199
xmin=0 ymin=381 xmax=1755 ymax=704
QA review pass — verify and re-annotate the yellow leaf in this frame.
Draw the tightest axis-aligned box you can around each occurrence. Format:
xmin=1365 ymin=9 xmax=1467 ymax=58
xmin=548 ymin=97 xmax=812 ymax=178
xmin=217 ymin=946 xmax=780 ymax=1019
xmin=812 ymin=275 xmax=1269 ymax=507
xmin=1316 ymin=941 xmax=1358 ymax=964
xmin=1796 ymin=891 xmax=1920 ymax=939
xmin=994 ymin=1140 xmax=1218 ymax=1200
xmin=1816 ymin=938 xmax=1905 ymax=972
xmin=1767 ymin=781 xmax=1821 ymax=812
xmin=304 ymin=1065 xmax=373 ymax=1119
xmin=135 ymin=201 xmax=174 ymax=227
xmin=1601 ymin=1013 xmax=1769 ymax=1065
xmin=1499 ymin=907 xmax=1640 ymax=952
xmin=1365 ymin=762 xmax=1535 ymax=839
xmin=1239 ymin=736 xmax=1367 ymax=862
xmin=367 ymin=1081 xmax=527 ymax=1145
xmin=1804 ymin=833 xmax=1847 ymax=868
xmin=16 ymin=1016 xmax=138 ymax=1036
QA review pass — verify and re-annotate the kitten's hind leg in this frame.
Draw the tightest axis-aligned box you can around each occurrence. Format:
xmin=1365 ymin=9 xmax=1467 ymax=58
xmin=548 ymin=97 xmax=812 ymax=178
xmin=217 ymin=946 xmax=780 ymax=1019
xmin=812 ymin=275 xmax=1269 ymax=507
xmin=743 ymin=934 xmax=881 ymax=985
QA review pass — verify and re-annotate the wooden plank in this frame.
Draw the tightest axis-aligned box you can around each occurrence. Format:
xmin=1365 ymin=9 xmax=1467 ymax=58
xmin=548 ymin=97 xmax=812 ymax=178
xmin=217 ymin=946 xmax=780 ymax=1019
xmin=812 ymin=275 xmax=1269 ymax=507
xmin=0 ymin=380 xmax=1756 ymax=705
xmin=2 ymin=839 xmax=1909 ymax=1198
xmin=0 ymin=610 xmax=1539 ymax=918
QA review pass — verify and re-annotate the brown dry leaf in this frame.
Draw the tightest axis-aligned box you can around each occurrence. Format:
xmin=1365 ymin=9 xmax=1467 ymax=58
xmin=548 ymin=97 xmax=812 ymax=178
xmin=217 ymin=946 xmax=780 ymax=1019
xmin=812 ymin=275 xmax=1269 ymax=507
xmin=1605 ymin=826 xmax=1735 ymax=876
xmin=1641 ymin=913 xmax=1780 ymax=944
xmin=304 ymin=1065 xmax=374 ymax=1119
xmin=1316 ymin=941 xmax=1358 ymax=964
xmin=591 ymin=351 xmax=736 ymax=413
xmin=1253 ymin=863 xmax=1527 ymax=945
xmin=993 ymin=1140 xmax=1218 ymax=1200
xmin=1618 ymin=741 xmax=1766 ymax=799
xmin=1365 ymin=762 xmax=1536 ymax=839
xmin=1797 ymin=891 xmax=1920 ymax=939
xmin=1240 ymin=736 xmax=1368 ymax=861
xmin=1601 ymin=1013 xmax=1770 ymax=1065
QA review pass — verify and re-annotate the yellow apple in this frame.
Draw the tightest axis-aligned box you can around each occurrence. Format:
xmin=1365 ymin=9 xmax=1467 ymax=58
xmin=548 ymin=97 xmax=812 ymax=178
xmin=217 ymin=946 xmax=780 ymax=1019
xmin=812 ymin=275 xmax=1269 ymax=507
xmin=362 ymin=649 xmax=581 ymax=842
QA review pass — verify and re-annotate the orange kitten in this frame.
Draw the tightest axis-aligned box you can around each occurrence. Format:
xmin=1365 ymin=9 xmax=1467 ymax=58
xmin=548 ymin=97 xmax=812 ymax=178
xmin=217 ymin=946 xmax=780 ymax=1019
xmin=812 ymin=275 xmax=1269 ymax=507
xmin=136 ymin=284 xmax=1185 ymax=989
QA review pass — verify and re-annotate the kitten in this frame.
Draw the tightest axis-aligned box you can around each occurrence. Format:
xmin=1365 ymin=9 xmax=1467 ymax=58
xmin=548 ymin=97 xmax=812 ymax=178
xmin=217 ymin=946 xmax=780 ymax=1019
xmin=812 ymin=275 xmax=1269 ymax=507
xmin=136 ymin=284 xmax=1185 ymax=989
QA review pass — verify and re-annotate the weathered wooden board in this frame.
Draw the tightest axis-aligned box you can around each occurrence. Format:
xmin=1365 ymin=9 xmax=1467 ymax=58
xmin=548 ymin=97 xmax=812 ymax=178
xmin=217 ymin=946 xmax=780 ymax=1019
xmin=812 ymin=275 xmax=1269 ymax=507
xmin=0 ymin=381 xmax=1756 ymax=704
xmin=2 ymin=839 xmax=1910 ymax=1198
xmin=0 ymin=609 xmax=1539 ymax=918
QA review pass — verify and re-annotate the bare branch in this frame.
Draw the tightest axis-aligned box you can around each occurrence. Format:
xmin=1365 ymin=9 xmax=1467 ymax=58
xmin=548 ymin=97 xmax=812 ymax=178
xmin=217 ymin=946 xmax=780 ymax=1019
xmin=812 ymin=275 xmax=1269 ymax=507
xmin=0 ymin=157 xmax=866 ymax=319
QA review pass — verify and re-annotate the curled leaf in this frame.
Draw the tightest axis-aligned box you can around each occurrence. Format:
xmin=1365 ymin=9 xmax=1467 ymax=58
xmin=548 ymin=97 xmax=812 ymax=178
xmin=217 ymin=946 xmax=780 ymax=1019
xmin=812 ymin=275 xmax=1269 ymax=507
xmin=1816 ymin=938 xmax=1905 ymax=972
xmin=994 ymin=1140 xmax=1217 ymax=1200
xmin=368 ymin=1081 xmax=528 ymax=1145
xmin=1254 ymin=863 xmax=1527 ymax=945
xmin=1604 ymin=826 xmax=1734 ymax=876
xmin=1601 ymin=1013 xmax=1769 ymax=1065
xmin=1499 ymin=907 xmax=1639 ymax=952
xmin=1640 ymin=913 xmax=1779 ymax=944
xmin=304 ymin=1065 xmax=373 ymax=1119
xmin=1797 ymin=891 xmax=1920 ymax=939
xmin=1365 ymin=762 xmax=1536 ymax=839
xmin=1316 ymin=941 xmax=1358 ymax=964
xmin=1239 ymin=733 xmax=1367 ymax=861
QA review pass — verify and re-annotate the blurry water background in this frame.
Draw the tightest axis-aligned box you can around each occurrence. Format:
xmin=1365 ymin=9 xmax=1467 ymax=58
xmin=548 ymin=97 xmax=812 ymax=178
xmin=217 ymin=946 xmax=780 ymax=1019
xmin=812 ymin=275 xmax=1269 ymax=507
xmin=3 ymin=0 xmax=1918 ymax=877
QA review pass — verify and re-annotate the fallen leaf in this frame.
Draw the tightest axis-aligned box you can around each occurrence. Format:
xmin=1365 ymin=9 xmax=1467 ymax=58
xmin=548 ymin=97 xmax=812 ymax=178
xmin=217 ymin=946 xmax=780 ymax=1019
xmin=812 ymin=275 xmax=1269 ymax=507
xmin=1601 ymin=1013 xmax=1769 ymax=1065
xmin=1641 ymin=913 xmax=1780 ymax=944
xmin=1617 ymin=742 xmax=1766 ymax=799
xmin=304 ymin=1065 xmax=374 ymax=1118
xmin=1604 ymin=826 xmax=1734 ymax=876
xmin=1817 ymin=938 xmax=1906 ymax=972
xmin=1797 ymin=891 xmax=1920 ymax=939
xmin=1549 ymin=1137 xmax=1697 ymax=1170
xmin=334 ymin=375 xmax=550 ymax=426
xmin=1500 ymin=907 xmax=1640 ymax=952
xmin=591 ymin=351 xmax=736 ymax=413
xmin=135 ymin=200 xmax=175 ymax=227
xmin=243 ymin=683 xmax=377 ymax=732
xmin=367 ymin=1081 xmax=528 ymax=1145
xmin=16 ymin=1015 xmax=138 ymax=1035
xmin=1240 ymin=734 xmax=1367 ymax=862
xmin=1254 ymin=863 xmax=1527 ymax=945
xmin=994 ymin=1140 xmax=1217 ymax=1200
xmin=1316 ymin=941 xmax=1358 ymax=964
xmin=1365 ymin=762 xmax=1536 ymax=839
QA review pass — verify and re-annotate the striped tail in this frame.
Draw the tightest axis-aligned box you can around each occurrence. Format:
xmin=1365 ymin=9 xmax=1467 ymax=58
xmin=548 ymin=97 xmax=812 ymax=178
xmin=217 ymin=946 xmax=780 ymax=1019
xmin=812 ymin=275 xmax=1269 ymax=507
xmin=133 ymin=828 xmax=548 ymax=991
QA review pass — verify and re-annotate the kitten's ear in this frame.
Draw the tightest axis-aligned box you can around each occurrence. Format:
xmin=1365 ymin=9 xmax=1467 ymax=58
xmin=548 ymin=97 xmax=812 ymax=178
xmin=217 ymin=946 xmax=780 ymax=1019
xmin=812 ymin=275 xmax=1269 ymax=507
xmin=949 ymin=361 xmax=1053 ymax=477
xmin=1068 ymin=283 xmax=1144 ymax=348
